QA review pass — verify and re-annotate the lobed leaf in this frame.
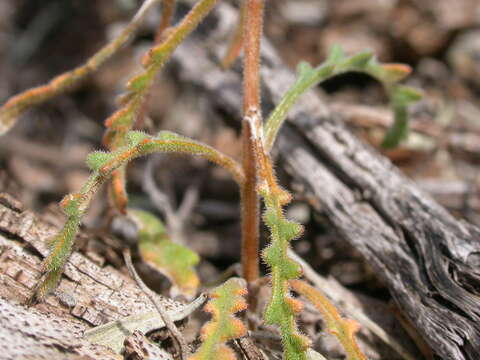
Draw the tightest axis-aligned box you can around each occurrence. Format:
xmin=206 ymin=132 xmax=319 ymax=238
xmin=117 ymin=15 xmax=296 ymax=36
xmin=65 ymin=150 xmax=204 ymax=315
xmin=246 ymin=110 xmax=311 ymax=359
xmin=103 ymin=0 xmax=220 ymax=214
xmin=189 ymin=278 xmax=248 ymax=360
xmin=290 ymin=279 xmax=367 ymax=360
xmin=35 ymin=131 xmax=243 ymax=299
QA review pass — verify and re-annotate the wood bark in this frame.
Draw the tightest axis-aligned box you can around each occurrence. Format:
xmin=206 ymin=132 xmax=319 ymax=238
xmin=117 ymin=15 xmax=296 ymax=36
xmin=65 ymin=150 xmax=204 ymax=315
xmin=169 ymin=4 xmax=480 ymax=360
xmin=0 ymin=194 xmax=201 ymax=359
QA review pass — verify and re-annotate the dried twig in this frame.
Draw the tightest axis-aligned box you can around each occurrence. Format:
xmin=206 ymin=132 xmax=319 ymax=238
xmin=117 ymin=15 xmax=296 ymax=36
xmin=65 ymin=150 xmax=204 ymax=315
xmin=123 ymin=248 xmax=189 ymax=360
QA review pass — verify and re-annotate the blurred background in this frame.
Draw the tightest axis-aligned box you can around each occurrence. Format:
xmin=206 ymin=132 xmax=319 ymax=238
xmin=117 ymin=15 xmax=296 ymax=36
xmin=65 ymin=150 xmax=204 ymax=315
xmin=0 ymin=2 xmax=479 ymax=357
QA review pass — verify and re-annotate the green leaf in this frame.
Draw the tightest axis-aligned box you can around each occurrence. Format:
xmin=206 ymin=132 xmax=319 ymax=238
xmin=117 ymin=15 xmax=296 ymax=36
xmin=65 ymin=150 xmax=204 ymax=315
xmin=381 ymin=105 xmax=409 ymax=148
xmin=131 ymin=209 xmax=200 ymax=297
xmin=86 ymin=151 xmax=114 ymax=171
xmin=391 ymin=85 xmax=423 ymax=105
xmin=326 ymin=44 xmax=346 ymax=64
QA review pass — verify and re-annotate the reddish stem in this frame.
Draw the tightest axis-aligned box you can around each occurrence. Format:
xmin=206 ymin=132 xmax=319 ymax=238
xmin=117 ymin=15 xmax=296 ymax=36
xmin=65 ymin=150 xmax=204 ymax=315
xmin=221 ymin=2 xmax=246 ymax=69
xmin=155 ymin=0 xmax=176 ymax=43
xmin=241 ymin=0 xmax=264 ymax=286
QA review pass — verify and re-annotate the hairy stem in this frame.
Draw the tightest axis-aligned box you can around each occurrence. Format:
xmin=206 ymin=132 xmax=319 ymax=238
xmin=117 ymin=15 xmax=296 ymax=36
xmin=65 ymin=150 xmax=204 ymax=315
xmin=35 ymin=131 xmax=243 ymax=300
xmin=221 ymin=1 xmax=246 ymax=69
xmin=103 ymin=0 xmax=220 ymax=213
xmin=240 ymin=0 xmax=264 ymax=287
xmin=0 ymin=0 xmax=161 ymax=135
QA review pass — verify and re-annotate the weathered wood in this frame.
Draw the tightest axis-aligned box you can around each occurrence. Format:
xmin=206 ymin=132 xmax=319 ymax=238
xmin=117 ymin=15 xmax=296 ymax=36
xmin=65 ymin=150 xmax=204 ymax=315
xmin=0 ymin=196 xmax=203 ymax=358
xmin=0 ymin=297 xmax=122 ymax=360
xmin=170 ymin=4 xmax=480 ymax=359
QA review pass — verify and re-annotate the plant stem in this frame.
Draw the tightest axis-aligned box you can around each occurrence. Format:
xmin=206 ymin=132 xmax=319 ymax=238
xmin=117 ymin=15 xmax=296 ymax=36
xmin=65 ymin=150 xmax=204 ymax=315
xmin=241 ymin=0 xmax=264 ymax=286
xmin=104 ymin=0 xmax=220 ymax=214
xmin=0 ymin=0 xmax=162 ymax=135
xmin=221 ymin=1 xmax=246 ymax=68
xmin=243 ymin=0 xmax=263 ymax=114
xmin=155 ymin=0 xmax=177 ymax=43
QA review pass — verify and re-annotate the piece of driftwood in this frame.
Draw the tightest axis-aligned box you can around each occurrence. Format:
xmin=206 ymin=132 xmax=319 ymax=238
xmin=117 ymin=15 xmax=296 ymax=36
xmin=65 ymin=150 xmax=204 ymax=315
xmin=169 ymin=4 xmax=480 ymax=359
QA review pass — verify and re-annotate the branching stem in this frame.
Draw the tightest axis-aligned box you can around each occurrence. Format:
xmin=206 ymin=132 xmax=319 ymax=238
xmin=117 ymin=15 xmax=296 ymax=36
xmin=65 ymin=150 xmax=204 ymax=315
xmin=35 ymin=131 xmax=243 ymax=300
xmin=104 ymin=0 xmax=220 ymax=214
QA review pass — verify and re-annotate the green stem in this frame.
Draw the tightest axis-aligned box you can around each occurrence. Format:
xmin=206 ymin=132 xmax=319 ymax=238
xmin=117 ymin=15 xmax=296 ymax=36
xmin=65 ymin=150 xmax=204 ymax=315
xmin=263 ymin=47 xmax=419 ymax=151
xmin=35 ymin=131 xmax=244 ymax=300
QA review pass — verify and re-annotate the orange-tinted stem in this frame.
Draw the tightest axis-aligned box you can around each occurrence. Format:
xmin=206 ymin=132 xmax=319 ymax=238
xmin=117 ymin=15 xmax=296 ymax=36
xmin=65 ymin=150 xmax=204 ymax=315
xmin=242 ymin=0 xmax=263 ymax=115
xmin=221 ymin=2 xmax=246 ymax=69
xmin=155 ymin=0 xmax=176 ymax=43
xmin=240 ymin=0 xmax=264 ymax=285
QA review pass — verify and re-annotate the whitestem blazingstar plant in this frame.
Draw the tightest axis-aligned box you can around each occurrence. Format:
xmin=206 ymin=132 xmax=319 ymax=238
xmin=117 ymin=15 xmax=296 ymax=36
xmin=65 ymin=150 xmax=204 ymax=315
xmin=189 ymin=278 xmax=248 ymax=360
xmin=0 ymin=1 xmax=422 ymax=359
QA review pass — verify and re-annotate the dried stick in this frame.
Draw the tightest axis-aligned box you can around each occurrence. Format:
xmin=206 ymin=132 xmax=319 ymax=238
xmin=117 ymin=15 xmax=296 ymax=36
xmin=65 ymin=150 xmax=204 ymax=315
xmin=123 ymin=248 xmax=189 ymax=360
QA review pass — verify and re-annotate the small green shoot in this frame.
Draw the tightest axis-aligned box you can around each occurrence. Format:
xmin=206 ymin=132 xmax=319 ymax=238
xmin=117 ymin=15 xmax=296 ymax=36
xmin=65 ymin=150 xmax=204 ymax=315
xmin=263 ymin=45 xmax=422 ymax=151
